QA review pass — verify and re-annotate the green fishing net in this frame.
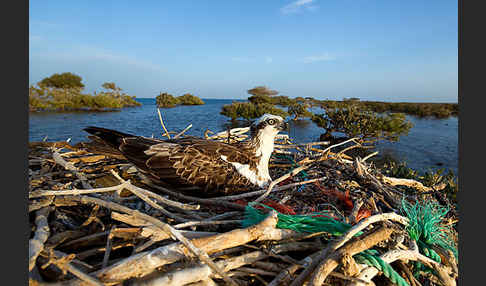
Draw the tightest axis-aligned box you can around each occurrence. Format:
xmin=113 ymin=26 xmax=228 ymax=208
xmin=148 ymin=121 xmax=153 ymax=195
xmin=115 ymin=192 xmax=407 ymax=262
xmin=242 ymin=203 xmax=355 ymax=236
xmin=241 ymin=199 xmax=457 ymax=285
xmin=400 ymin=198 xmax=457 ymax=258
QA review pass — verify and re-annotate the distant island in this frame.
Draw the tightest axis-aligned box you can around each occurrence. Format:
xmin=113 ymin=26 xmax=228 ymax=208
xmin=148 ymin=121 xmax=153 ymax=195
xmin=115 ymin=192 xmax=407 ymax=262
xmin=156 ymin=92 xmax=205 ymax=108
xmin=29 ymin=72 xmax=142 ymax=112
xmin=220 ymin=86 xmax=458 ymax=122
xmin=220 ymin=85 xmax=458 ymax=150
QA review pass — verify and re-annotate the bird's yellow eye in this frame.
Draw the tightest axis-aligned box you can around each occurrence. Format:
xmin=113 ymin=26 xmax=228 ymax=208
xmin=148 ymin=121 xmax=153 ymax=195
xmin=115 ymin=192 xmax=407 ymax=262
xmin=267 ymin=119 xmax=276 ymax=125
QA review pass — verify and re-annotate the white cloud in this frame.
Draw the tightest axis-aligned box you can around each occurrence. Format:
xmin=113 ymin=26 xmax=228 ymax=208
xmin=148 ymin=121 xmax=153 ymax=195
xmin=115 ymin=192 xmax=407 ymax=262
xmin=301 ymin=52 xmax=335 ymax=63
xmin=280 ymin=0 xmax=318 ymax=15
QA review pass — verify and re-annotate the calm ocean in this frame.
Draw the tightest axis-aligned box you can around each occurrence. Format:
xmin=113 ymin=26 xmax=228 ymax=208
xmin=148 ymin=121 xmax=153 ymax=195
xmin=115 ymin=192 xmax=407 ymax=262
xmin=29 ymin=98 xmax=458 ymax=175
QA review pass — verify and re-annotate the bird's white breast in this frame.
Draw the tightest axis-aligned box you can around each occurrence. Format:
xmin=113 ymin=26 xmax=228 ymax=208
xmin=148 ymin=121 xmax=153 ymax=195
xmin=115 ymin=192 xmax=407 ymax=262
xmin=220 ymin=155 xmax=269 ymax=187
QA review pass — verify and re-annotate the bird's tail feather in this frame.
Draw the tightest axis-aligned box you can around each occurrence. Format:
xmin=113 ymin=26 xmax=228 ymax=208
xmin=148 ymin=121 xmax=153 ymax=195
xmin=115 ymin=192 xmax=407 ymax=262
xmin=83 ymin=126 xmax=134 ymax=148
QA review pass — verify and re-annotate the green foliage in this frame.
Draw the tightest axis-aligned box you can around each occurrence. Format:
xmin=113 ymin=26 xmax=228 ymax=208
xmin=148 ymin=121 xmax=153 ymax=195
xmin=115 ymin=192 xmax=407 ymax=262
xmin=247 ymin=86 xmax=279 ymax=97
xmin=360 ymin=101 xmax=458 ymax=118
xmin=29 ymin=80 xmax=141 ymax=112
xmin=177 ymin=93 xmax=205 ymax=105
xmin=294 ymin=97 xmax=306 ymax=104
xmin=101 ymin=82 xmax=120 ymax=91
xmin=91 ymin=92 xmax=124 ymax=109
xmin=422 ymin=169 xmax=458 ymax=203
xmin=100 ymin=82 xmax=141 ymax=107
xmin=381 ymin=160 xmax=420 ymax=180
xmin=220 ymin=102 xmax=288 ymax=121
xmin=315 ymin=99 xmax=458 ymax=119
xmin=380 ymin=161 xmax=458 ymax=203
xmin=39 ymin=72 xmax=85 ymax=89
xmin=271 ymin=95 xmax=295 ymax=106
xmin=312 ymin=105 xmax=413 ymax=143
xmin=248 ymin=94 xmax=273 ymax=104
xmin=155 ymin=92 xmax=205 ymax=108
xmin=288 ymin=102 xmax=313 ymax=120
xmin=156 ymin=93 xmax=179 ymax=108
xmin=248 ymin=95 xmax=296 ymax=106
xmin=119 ymin=94 xmax=142 ymax=107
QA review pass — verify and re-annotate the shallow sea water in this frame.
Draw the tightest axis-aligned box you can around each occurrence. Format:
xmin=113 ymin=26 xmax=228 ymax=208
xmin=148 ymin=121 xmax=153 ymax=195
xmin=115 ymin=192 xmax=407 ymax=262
xmin=29 ymin=98 xmax=458 ymax=175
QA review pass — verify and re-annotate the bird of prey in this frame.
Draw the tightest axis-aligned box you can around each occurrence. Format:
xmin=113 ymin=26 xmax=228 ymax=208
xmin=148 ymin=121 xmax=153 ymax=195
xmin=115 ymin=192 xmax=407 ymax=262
xmin=83 ymin=114 xmax=288 ymax=194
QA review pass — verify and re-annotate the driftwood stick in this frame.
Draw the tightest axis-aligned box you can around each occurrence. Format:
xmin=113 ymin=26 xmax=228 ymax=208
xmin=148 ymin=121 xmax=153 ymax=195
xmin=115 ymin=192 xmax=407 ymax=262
xmin=337 ymin=144 xmax=363 ymax=157
xmin=134 ymin=241 xmax=321 ymax=286
xmin=29 ymin=196 xmax=55 ymax=212
xmin=110 ymin=170 xmax=200 ymax=210
xmin=45 ymin=230 xmax=87 ymax=249
xmin=29 ymin=182 xmax=131 ymax=198
xmin=101 ymin=227 xmax=116 ymax=269
xmin=237 ymin=267 xmax=277 ymax=276
xmin=268 ymin=249 xmax=321 ymax=286
xmin=147 ymin=219 xmax=239 ymax=286
xmin=65 ymin=208 xmax=279 ymax=285
xmin=107 ymin=178 xmax=191 ymax=223
xmin=380 ymin=175 xmax=447 ymax=192
xmin=47 ymin=250 xmax=104 ymax=286
xmin=205 ymin=211 xmax=242 ymax=221
xmin=29 ymin=207 xmax=51 ymax=271
xmin=60 ymin=231 xmax=110 ymax=249
xmin=174 ymin=124 xmax=193 ymax=139
xmin=350 ymin=241 xmax=456 ymax=286
xmin=253 ymin=164 xmax=311 ymax=203
xmin=173 ymin=220 xmax=241 ymax=229
xmin=361 ymin=151 xmax=379 ymax=162
xmin=52 ymin=149 xmax=92 ymax=189
xmin=140 ymin=179 xmax=246 ymax=211
xmin=288 ymin=213 xmax=408 ymax=286
xmin=208 ymin=127 xmax=250 ymax=139
xmin=133 ymin=251 xmax=268 ymax=286
xmin=334 ymin=212 xmax=408 ymax=251
xmin=62 ymin=194 xmax=235 ymax=284
xmin=75 ymin=241 xmax=135 ymax=261
xmin=110 ymin=212 xmax=217 ymax=243
xmin=157 ymin=108 xmax=171 ymax=139
xmin=308 ymin=226 xmax=395 ymax=286
xmin=310 ymin=137 xmax=360 ymax=158
xmin=213 ymin=177 xmax=326 ymax=201
xmin=252 ymin=261 xmax=286 ymax=274
xmin=353 ymin=159 xmax=404 ymax=209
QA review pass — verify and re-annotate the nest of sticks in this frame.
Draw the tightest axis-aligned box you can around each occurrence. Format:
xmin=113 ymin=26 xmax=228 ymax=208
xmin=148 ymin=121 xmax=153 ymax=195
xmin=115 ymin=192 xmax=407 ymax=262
xmin=29 ymin=126 xmax=458 ymax=286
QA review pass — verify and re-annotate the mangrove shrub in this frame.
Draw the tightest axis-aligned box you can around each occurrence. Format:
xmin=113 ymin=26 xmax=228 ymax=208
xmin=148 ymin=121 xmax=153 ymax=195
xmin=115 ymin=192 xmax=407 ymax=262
xmin=247 ymin=86 xmax=279 ymax=97
xmin=177 ymin=93 xmax=205 ymax=105
xmin=220 ymin=102 xmax=288 ymax=122
xmin=29 ymin=81 xmax=141 ymax=112
xmin=312 ymin=105 xmax=413 ymax=143
xmin=155 ymin=92 xmax=205 ymax=108
xmin=288 ymin=102 xmax=313 ymax=120
xmin=156 ymin=93 xmax=179 ymax=108
xmin=39 ymin=72 xmax=85 ymax=89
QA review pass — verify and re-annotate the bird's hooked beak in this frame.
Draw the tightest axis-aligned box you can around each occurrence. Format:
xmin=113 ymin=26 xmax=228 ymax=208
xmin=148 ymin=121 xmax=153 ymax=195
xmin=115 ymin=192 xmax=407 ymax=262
xmin=278 ymin=121 xmax=290 ymax=131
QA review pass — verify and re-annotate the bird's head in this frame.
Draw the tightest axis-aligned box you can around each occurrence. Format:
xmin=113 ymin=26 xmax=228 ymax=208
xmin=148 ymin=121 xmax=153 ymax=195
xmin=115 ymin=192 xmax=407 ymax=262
xmin=250 ymin=114 xmax=288 ymax=139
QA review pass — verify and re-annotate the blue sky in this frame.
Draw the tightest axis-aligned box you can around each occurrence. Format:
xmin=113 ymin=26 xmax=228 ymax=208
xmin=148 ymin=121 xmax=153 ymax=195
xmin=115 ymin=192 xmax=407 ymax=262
xmin=29 ymin=0 xmax=458 ymax=102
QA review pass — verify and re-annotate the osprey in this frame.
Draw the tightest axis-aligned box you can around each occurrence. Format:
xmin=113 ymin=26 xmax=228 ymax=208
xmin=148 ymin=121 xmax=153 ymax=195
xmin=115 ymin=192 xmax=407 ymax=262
xmin=84 ymin=114 xmax=288 ymax=194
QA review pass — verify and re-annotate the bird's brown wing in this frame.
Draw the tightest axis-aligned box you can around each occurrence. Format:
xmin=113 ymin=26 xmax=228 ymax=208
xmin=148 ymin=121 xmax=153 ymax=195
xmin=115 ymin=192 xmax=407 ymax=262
xmin=119 ymin=136 xmax=259 ymax=193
